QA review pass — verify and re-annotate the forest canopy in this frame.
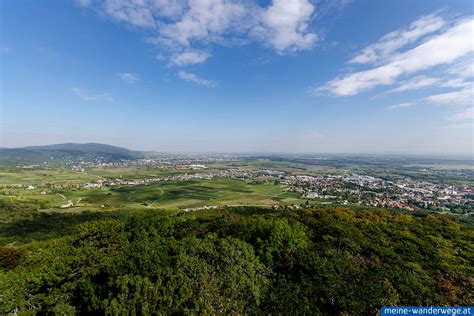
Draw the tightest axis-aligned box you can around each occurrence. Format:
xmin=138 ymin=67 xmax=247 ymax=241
xmin=0 ymin=206 xmax=473 ymax=314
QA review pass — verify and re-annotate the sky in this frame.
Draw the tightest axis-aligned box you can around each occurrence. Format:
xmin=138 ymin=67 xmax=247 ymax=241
xmin=1 ymin=0 xmax=473 ymax=155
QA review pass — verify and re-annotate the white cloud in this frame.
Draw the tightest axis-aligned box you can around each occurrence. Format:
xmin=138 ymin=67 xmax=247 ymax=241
xmin=103 ymin=0 xmax=156 ymax=28
xmin=424 ymin=87 xmax=474 ymax=105
xmin=151 ymin=0 xmax=187 ymax=19
xmin=177 ymin=71 xmax=216 ymax=87
xmin=79 ymin=0 xmax=329 ymax=65
xmin=387 ymin=75 xmax=440 ymax=94
xmin=387 ymin=87 xmax=474 ymax=110
xmin=315 ymin=18 xmax=474 ymax=96
xmin=72 ymin=87 xmax=114 ymax=101
xmin=439 ymin=78 xmax=473 ymax=89
xmin=382 ymin=66 xmax=473 ymax=95
xmin=349 ymin=12 xmax=446 ymax=65
xmin=386 ymin=102 xmax=417 ymax=110
xmin=155 ymin=53 xmax=166 ymax=61
xmin=448 ymin=108 xmax=474 ymax=121
xmin=116 ymin=72 xmax=140 ymax=82
xmin=170 ymin=50 xmax=211 ymax=66
xmin=75 ymin=0 xmax=92 ymax=7
xmin=258 ymin=0 xmax=318 ymax=53
xmin=446 ymin=58 xmax=474 ymax=79
xmin=157 ymin=0 xmax=248 ymax=47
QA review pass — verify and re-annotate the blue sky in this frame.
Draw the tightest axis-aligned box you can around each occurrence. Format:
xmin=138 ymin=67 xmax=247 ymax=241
xmin=1 ymin=0 xmax=473 ymax=155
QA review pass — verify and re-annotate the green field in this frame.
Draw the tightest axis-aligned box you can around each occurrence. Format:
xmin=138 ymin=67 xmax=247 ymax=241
xmin=46 ymin=179 xmax=303 ymax=211
xmin=0 ymin=166 xmax=205 ymax=186
xmin=0 ymin=165 xmax=306 ymax=215
xmin=0 ymin=169 xmax=100 ymax=186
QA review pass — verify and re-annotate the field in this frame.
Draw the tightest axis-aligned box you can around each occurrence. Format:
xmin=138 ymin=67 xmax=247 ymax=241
xmin=43 ymin=179 xmax=303 ymax=212
xmin=0 ymin=167 xmax=306 ymax=217
xmin=222 ymin=160 xmax=337 ymax=175
xmin=0 ymin=166 xmax=203 ymax=186
xmin=0 ymin=169 xmax=100 ymax=186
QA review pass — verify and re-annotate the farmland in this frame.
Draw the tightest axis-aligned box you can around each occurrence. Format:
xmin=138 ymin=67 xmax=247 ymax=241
xmin=0 ymin=166 xmax=306 ymax=221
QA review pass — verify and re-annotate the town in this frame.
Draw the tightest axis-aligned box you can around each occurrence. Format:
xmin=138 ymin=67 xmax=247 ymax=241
xmin=283 ymin=173 xmax=473 ymax=213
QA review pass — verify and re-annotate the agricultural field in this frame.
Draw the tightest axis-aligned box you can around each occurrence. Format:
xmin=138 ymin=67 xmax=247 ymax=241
xmin=41 ymin=179 xmax=302 ymax=212
xmin=0 ymin=169 xmax=99 ymax=186
xmin=0 ymin=166 xmax=306 ymax=220
xmin=223 ymin=159 xmax=338 ymax=175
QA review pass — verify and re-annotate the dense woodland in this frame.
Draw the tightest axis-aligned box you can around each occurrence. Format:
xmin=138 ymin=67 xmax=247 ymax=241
xmin=1 ymin=205 xmax=473 ymax=314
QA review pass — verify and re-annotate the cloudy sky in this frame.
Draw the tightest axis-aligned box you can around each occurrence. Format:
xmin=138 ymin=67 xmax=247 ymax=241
xmin=1 ymin=0 xmax=473 ymax=155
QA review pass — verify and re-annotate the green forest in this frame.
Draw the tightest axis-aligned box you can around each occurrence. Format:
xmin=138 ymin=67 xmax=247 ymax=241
xmin=1 ymin=206 xmax=472 ymax=314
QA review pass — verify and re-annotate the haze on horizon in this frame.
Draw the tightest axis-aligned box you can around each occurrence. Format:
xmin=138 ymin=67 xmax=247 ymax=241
xmin=1 ymin=0 xmax=473 ymax=155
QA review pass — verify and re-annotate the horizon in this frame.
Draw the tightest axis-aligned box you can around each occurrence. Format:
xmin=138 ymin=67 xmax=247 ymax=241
xmin=1 ymin=0 xmax=473 ymax=155
xmin=2 ymin=141 xmax=474 ymax=159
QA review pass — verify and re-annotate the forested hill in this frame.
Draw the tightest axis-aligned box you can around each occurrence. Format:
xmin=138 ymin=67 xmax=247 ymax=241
xmin=0 ymin=143 xmax=143 ymax=164
xmin=1 ymin=206 xmax=472 ymax=314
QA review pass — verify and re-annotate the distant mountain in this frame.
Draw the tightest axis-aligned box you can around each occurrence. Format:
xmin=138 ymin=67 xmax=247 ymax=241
xmin=0 ymin=143 xmax=143 ymax=164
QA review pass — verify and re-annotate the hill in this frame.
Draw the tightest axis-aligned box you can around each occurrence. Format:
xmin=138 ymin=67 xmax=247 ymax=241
xmin=0 ymin=143 xmax=143 ymax=164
